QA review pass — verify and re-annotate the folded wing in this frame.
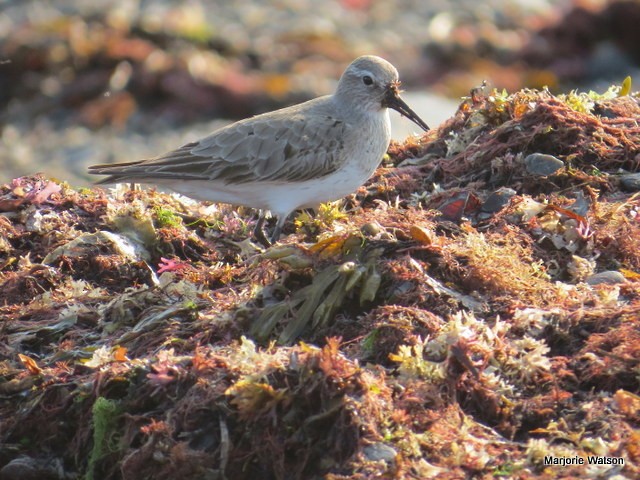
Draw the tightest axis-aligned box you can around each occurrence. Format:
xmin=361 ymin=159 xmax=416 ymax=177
xmin=89 ymin=106 xmax=348 ymax=185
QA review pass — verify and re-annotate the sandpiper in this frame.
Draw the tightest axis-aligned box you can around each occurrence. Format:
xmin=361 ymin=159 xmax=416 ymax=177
xmin=89 ymin=55 xmax=429 ymax=245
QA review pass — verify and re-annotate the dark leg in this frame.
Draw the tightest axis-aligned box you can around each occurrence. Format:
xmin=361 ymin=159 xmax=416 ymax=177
xmin=269 ymin=214 xmax=288 ymax=244
xmin=253 ymin=212 xmax=271 ymax=248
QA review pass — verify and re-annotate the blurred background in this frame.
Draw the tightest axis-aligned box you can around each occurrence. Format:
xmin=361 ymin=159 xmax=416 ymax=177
xmin=1 ymin=0 xmax=639 ymax=185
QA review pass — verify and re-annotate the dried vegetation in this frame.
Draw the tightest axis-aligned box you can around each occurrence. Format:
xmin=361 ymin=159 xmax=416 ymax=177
xmin=1 ymin=86 xmax=640 ymax=479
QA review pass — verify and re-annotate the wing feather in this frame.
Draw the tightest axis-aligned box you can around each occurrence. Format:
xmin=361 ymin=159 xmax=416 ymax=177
xmin=90 ymin=97 xmax=349 ymax=184
xmin=90 ymin=99 xmax=350 ymax=185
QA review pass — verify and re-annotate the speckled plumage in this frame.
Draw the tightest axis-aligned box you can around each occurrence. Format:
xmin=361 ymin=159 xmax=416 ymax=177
xmin=89 ymin=55 xmax=429 ymax=243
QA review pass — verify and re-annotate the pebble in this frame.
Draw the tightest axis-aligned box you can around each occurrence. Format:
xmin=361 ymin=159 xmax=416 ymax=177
xmin=586 ymin=271 xmax=626 ymax=286
xmin=524 ymin=153 xmax=564 ymax=176
xmin=620 ymin=172 xmax=640 ymax=191
xmin=0 ymin=456 xmax=60 ymax=480
xmin=363 ymin=443 xmax=397 ymax=463
xmin=481 ymin=187 xmax=516 ymax=213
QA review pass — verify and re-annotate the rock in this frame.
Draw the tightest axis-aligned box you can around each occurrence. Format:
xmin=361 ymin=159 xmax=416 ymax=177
xmin=363 ymin=443 xmax=397 ymax=463
xmin=524 ymin=153 xmax=564 ymax=176
xmin=481 ymin=188 xmax=516 ymax=213
xmin=0 ymin=456 xmax=61 ymax=480
xmin=621 ymin=172 xmax=640 ymax=191
xmin=586 ymin=271 xmax=626 ymax=285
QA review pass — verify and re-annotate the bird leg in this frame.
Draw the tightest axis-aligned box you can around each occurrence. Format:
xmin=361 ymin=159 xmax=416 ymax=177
xmin=253 ymin=212 xmax=271 ymax=248
xmin=269 ymin=214 xmax=288 ymax=245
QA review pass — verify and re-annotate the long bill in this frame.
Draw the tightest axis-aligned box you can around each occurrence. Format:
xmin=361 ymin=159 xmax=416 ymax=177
xmin=383 ymin=83 xmax=430 ymax=131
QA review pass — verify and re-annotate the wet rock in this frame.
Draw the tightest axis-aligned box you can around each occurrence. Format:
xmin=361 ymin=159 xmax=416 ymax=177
xmin=363 ymin=443 xmax=397 ymax=463
xmin=524 ymin=153 xmax=564 ymax=176
xmin=0 ymin=456 xmax=61 ymax=480
xmin=586 ymin=271 xmax=626 ymax=285
xmin=481 ymin=187 xmax=516 ymax=213
xmin=621 ymin=172 xmax=640 ymax=191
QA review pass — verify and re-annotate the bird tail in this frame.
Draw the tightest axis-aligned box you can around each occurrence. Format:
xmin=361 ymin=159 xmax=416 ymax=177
xmin=88 ymin=160 xmax=147 ymax=184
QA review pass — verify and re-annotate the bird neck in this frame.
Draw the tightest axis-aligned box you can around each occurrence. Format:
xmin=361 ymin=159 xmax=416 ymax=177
xmin=333 ymin=92 xmax=382 ymax=119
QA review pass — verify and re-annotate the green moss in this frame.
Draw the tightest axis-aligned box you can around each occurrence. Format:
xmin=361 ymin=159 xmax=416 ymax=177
xmin=154 ymin=206 xmax=183 ymax=228
xmin=86 ymin=397 xmax=121 ymax=480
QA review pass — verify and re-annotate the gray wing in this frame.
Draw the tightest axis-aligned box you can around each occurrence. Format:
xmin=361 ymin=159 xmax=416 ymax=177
xmin=90 ymin=101 xmax=348 ymax=185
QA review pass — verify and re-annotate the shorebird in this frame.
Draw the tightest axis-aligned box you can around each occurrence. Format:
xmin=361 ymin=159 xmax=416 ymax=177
xmin=89 ymin=55 xmax=429 ymax=245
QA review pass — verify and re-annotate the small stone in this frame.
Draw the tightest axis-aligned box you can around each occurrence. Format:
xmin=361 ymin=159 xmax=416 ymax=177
xmin=481 ymin=188 xmax=516 ymax=213
xmin=524 ymin=153 xmax=564 ymax=176
xmin=363 ymin=443 xmax=397 ymax=463
xmin=620 ymin=172 xmax=640 ymax=191
xmin=361 ymin=222 xmax=382 ymax=236
xmin=0 ymin=456 xmax=52 ymax=480
xmin=586 ymin=271 xmax=626 ymax=286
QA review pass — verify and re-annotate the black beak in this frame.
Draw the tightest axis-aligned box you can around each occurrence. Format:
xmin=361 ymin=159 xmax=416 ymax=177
xmin=383 ymin=83 xmax=430 ymax=132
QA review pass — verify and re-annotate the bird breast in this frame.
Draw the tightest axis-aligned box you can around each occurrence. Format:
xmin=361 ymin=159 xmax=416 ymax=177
xmin=343 ymin=109 xmax=391 ymax=177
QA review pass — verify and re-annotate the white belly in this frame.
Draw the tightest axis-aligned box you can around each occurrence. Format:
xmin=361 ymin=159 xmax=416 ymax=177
xmin=164 ymin=163 xmax=374 ymax=218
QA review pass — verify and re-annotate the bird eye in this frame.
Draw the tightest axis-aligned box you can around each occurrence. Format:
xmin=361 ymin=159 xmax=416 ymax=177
xmin=362 ymin=75 xmax=373 ymax=86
